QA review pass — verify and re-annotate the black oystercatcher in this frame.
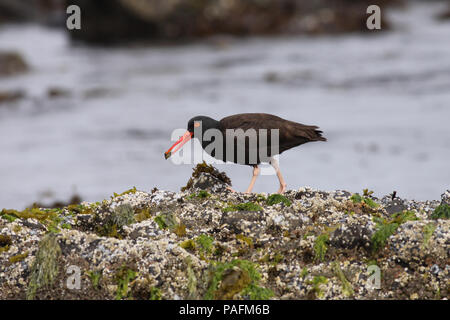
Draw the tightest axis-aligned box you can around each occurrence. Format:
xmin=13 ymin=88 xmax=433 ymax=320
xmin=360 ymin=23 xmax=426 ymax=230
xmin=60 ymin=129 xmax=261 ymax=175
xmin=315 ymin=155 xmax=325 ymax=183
xmin=165 ymin=113 xmax=326 ymax=193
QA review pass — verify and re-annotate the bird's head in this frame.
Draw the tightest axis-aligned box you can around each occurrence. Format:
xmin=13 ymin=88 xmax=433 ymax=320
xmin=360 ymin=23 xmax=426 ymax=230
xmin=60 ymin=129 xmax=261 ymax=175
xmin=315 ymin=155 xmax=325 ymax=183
xmin=164 ymin=116 xmax=218 ymax=159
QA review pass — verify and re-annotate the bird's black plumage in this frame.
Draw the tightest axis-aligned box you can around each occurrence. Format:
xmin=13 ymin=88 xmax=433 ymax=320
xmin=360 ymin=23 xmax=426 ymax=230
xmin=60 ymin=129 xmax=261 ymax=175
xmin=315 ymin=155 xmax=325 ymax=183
xmin=187 ymin=113 xmax=326 ymax=166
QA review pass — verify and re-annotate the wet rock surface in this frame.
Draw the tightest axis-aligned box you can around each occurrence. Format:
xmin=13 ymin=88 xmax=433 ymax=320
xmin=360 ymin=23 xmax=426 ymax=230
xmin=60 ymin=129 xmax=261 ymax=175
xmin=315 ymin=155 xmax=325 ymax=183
xmin=0 ymin=168 xmax=448 ymax=299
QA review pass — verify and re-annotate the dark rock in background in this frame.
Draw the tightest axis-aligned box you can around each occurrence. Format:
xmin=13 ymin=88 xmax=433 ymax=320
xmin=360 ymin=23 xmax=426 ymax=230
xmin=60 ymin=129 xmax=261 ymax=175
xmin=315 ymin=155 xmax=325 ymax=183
xmin=0 ymin=52 xmax=29 ymax=77
xmin=437 ymin=0 xmax=450 ymax=20
xmin=64 ymin=0 xmax=401 ymax=45
xmin=0 ymin=0 xmax=64 ymax=25
xmin=0 ymin=90 xmax=25 ymax=105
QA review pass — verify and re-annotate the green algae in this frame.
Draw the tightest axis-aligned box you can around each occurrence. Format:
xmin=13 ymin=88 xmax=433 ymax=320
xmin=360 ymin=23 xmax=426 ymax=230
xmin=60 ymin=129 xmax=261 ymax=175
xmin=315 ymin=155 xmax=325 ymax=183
xmin=313 ymin=233 xmax=329 ymax=262
xmin=332 ymin=262 xmax=354 ymax=297
xmin=266 ymin=194 xmax=291 ymax=206
xmin=112 ymin=187 xmax=137 ymax=198
xmin=371 ymin=223 xmax=397 ymax=253
xmin=98 ymin=204 xmax=135 ymax=238
xmin=236 ymin=234 xmax=253 ymax=249
xmin=309 ymin=276 xmax=328 ymax=299
xmin=260 ymin=252 xmax=283 ymax=266
xmin=9 ymin=251 xmax=28 ymax=264
xmin=134 ymin=207 xmax=151 ymax=222
xmin=66 ymin=204 xmax=93 ymax=215
xmin=112 ymin=204 xmax=135 ymax=226
xmin=185 ymin=257 xmax=197 ymax=299
xmin=187 ymin=190 xmax=211 ymax=200
xmin=223 ymin=202 xmax=263 ymax=213
xmin=180 ymin=239 xmax=196 ymax=251
xmin=1 ymin=208 xmax=58 ymax=223
xmin=204 ymin=259 xmax=273 ymax=300
xmin=431 ymin=203 xmax=450 ymax=220
xmin=196 ymin=234 xmax=214 ymax=255
xmin=87 ymin=270 xmax=102 ymax=290
xmin=371 ymin=210 xmax=419 ymax=253
xmin=154 ymin=212 xmax=186 ymax=237
xmin=154 ymin=212 xmax=177 ymax=230
xmin=0 ymin=213 xmax=17 ymax=222
xmin=180 ymin=235 xmax=215 ymax=260
xmin=114 ymin=266 xmax=137 ymax=300
xmin=27 ymin=233 xmax=62 ymax=300
xmin=422 ymin=222 xmax=436 ymax=249
xmin=350 ymin=193 xmax=378 ymax=209
xmin=300 ymin=267 xmax=308 ymax=278
xmin=149 ymin=287 xmax=162 ymax=300
xmin=0 ymin=234 xmax=12 ymax=253
xmin=0 ymin=207 xmax=69 ymax=233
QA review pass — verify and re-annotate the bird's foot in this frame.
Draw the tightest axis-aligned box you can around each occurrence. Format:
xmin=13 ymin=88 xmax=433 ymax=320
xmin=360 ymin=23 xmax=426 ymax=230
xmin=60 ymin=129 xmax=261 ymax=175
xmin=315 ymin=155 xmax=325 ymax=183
xmin=277 ymin=184 xmax=287 ymax=194
xmin=226 ymin=186 xmax=236 ymax=193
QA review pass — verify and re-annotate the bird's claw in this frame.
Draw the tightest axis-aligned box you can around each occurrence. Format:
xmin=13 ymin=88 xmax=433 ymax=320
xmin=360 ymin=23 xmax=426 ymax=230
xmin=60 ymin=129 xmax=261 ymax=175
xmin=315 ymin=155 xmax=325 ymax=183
xmin=226 ymin=186 xmax=236 ymax=193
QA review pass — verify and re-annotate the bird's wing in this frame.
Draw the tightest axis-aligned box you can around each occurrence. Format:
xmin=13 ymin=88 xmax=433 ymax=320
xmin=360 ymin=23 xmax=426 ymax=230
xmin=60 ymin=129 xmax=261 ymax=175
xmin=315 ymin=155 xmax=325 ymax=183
xmin=219 ymin=113 xmax=325 ymax=143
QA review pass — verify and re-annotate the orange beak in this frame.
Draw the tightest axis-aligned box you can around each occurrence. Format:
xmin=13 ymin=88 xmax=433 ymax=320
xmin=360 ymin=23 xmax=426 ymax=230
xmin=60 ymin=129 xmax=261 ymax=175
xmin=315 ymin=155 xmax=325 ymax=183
xmin=164 ymin=131 xmax=193 ymax=159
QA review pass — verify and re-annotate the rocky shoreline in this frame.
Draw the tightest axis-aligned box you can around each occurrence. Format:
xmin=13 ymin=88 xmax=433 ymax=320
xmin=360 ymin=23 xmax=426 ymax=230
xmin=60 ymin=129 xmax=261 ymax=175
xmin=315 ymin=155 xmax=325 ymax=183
xmin=0 ymin=164 xmax=449 ymax=300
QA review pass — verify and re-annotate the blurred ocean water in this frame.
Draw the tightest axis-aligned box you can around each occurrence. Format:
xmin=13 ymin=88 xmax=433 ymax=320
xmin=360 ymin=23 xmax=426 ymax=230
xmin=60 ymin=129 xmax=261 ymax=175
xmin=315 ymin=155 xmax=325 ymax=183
xmin=0 ymin=2 xmax=449 ymax=208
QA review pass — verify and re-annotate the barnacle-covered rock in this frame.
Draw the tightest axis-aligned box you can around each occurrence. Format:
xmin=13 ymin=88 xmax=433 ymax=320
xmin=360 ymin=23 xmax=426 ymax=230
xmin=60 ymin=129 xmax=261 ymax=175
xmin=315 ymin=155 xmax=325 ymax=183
xmin=0 ymin=166 xmax=448 ymax=300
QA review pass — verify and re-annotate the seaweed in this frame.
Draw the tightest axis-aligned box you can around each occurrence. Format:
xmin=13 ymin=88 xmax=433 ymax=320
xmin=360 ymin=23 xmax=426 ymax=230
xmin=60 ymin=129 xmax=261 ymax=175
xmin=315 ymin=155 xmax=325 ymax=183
xmin=309 ymin=276 xmax=328 ymax=299
xmin=332 ymin=262 xmax=354 ymax=297
xmin=0 ymin=207 xmax=70 ymax=233
xmin=313 ymin=233 xmax=329 ymax=262
xmin=187 ymin=190 xmax=211 ymax=200
xmin=371 ymin=210 xmax=419 ymax=253
xmin=66 ymin=204 xmax=94 ymax=215
xmin=153 ymin=212 xmax=186 ymax=237
xmin=27 ymin=233 xmax=62 ymax=300
xmin=98 ymin=204 xmax=135 ymax=238
xmin=204 ymin=259 xmax=273 ymax=300
xmin=9 ymin=251 xmax=29 ymax=264
xmin=422 ymin=223 xmax=436 ymax=249
xmin=88 ymin=270 xmax=102 ymax=290
xmin=431 ymin=203 xmax=450 ymax=220
xmin=114 ymin=266 xmax=137 ymax=300
xmin=185 ymin=257 xmax=197 ymax=299
xmin=112 ymin=187 xmax=138 ymax=198
xmin=154 ymin=212 xmax=177 ymax=230
xmin=350 ymin=193 xmax=378 ymax=209
xmin=196 ymin=234 xmax=214 ymax=255
xmin=300 ymin=267 xmax=308 ymax=278
xmin=266 ymin=194 xmax=292 ymax=206
xmin=223 ymin=202 xmax=263 ymax=213
xmin=134 ymin=207 xmax=151 ymax=222
xmin=180 ymin=239 xmax=196 ymax=251
xmin=236 ymin=234 xmax=254 ymax=249
xmin=0 ymin=234 xmax=12 ymax=253
xmin=149 ymin=287 xmax=162 ymax=300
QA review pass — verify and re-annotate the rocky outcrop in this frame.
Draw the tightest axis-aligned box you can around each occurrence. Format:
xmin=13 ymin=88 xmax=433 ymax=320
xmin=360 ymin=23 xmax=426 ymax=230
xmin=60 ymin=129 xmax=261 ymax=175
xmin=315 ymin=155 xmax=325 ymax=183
xmin=65 ymin=0 xmax=400 ymax=45
xmin=0 ymin=164 xmax=448 ymax=300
